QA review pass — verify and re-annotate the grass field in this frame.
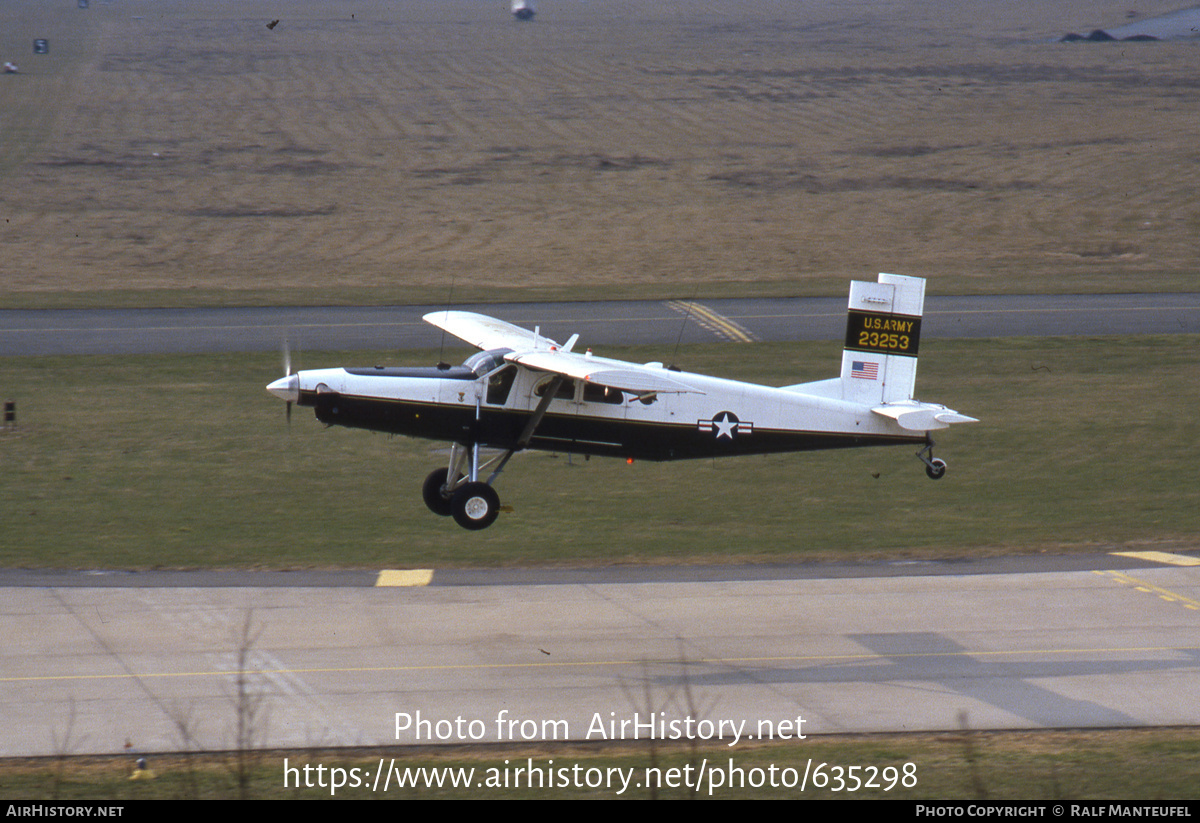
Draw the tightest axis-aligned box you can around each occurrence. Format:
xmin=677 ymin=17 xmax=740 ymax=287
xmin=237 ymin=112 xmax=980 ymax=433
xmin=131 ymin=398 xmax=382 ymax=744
xmin=2 ymin=0 xmax=1199 ymax=307
xmin=1 ymin=336 xmax=1196 ymax=568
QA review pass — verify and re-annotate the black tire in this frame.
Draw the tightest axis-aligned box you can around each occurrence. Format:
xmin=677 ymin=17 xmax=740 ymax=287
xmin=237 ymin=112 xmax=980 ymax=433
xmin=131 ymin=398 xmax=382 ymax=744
xmin=422 ymin=468 xmax=456 ymax=516
xmin=451 ymin=482 xmax=500 ymax=531
xmin=925 ymin=458 xmax=947 ymax=480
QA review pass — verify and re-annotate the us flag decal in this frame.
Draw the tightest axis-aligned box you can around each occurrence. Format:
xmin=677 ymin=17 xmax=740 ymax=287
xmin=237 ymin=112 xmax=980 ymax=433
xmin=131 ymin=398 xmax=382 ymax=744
xmin=851 ymin=361 xmax=879 ymax=380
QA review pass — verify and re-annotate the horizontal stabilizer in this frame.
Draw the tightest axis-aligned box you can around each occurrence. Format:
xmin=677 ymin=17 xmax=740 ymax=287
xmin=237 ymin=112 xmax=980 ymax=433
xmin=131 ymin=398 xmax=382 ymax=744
xmin=872 ymin=402 xmax=979 ymax=431
xmin=933 ymin=411 xmax=980 ymax=426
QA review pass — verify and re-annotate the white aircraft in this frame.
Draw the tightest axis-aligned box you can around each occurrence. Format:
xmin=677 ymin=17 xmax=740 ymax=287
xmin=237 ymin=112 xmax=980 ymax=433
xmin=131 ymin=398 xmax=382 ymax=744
xmin=267 ymin=274 xmax=976 ymax=530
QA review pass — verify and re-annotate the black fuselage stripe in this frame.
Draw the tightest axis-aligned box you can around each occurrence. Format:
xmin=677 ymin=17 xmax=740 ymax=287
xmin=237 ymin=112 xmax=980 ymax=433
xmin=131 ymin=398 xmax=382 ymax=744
xmin=300 ymin=391 xmax=921 ymax=461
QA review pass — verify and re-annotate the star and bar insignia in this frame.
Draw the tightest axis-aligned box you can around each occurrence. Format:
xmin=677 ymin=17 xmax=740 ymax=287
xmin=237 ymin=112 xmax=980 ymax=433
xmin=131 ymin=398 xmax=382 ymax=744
xmin=697 ymin=411 xmax=753 ymax=440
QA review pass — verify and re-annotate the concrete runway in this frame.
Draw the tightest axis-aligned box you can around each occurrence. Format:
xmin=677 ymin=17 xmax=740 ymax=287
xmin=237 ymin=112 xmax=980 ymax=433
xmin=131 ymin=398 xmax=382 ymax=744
xmin=3 ymin=551 xmax=1197 ymax=757
xmin=2 ymin=293 xmax=1198 ymax=355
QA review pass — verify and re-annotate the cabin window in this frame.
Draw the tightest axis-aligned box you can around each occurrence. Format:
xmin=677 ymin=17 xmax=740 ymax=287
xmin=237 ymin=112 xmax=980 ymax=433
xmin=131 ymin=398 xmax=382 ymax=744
xmin=534 ymin=376 xmax=575 ymax=400
xmin=582 ymin=384 xmax=625 ymax=405
xmin=486 ymin=366 xmax=517 ymax=405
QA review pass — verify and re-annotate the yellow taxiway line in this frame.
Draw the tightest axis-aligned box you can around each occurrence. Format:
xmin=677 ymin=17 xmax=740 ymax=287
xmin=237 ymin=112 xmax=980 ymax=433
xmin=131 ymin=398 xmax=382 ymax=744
xmin=667 ymin=301 xmax=758 ymax=343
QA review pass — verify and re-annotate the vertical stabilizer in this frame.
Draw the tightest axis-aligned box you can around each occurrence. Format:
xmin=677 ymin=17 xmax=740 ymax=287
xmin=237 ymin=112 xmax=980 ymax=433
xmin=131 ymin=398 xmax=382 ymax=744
xmin=839 ymin=273 xmax=924 ymax=405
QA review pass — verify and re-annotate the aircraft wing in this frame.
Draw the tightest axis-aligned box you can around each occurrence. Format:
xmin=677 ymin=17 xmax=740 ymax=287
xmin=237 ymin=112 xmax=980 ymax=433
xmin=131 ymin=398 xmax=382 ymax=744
xmin=423 ymin=310 xmax=563 ymax=352
xmin=507 ymin=349 xmax=703 ymax=395
xmin=424 ymin=311 xmax=700 ymax=394
xmin=872 ymin=402 xmax=979 ymax=431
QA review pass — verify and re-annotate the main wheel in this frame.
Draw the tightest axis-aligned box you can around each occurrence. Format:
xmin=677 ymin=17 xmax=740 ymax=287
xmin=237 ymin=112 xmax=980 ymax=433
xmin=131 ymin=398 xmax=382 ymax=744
xmin=422 ymin=468 xmax=457 ymax=516
xmin=925 ymin=458 xmax=947 ymax=480
xmin=451 ymin=482 xmax=500 ymax=531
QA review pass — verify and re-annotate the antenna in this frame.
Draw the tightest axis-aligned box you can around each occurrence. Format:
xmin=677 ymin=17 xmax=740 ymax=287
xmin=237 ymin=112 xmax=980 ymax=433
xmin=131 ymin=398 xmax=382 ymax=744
xmin=669 ymin=292 xmax=699 ymax=369
xmin=437 ymin=278 xmax=455 ymax=369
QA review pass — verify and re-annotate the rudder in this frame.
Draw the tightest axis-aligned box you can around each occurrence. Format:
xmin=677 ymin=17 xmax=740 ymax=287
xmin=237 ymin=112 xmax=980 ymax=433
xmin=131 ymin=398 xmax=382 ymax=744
xmin=839 ymin=273 xmax=924 ymax=405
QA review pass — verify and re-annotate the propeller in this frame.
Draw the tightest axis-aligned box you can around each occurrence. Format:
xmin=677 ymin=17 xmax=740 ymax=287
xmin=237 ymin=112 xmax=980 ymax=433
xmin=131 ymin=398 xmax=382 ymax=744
xmin=283 ymin=340 xmax=292 ymax=426
xmin=266 ymin=339 xmax=300 ymax=426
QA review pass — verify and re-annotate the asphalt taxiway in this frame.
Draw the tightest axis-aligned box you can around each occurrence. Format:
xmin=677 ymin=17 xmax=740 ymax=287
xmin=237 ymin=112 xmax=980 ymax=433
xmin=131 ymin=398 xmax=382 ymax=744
xmin=1 ymin=293 xmax=1197 ymax=355
xmin=2 ymin=551 xmax=1197 ymax=757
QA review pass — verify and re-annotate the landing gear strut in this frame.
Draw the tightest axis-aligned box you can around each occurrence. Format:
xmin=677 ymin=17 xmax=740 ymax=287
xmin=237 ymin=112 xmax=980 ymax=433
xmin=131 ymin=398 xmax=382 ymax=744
xmin=916 ymin=435 xmax=947 ymax=480
xmin=421 ymin=372 xmax=564 ymax=530
xmin=422 ymin=441 xmax=513 ymax=530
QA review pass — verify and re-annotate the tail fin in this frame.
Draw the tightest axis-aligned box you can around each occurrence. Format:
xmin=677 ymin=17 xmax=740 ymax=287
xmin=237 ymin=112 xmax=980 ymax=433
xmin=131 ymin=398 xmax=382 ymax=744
xmin=840 ymin=272 xmax=924 ymax=405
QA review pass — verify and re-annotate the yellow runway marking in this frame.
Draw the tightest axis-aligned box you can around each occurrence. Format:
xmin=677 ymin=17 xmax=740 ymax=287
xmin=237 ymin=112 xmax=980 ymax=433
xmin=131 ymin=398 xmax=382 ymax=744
xmin=1111 ymin=550 xmax=1200 ymax=567
xmin=1095 ymin=570 xmax=1200 ymax=611
xmin=376 ymin=569 xmax=434 ymax=587
xmin=4 ymin=645 xmax=1194 ymax=685
xmin=668 ymin=301 xmax=758 ymax=343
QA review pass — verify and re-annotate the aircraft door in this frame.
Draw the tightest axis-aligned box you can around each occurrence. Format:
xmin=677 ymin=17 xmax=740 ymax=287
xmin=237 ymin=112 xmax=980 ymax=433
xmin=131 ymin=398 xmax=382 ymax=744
xmin=485 ymin=365 xmax=517 ymax=406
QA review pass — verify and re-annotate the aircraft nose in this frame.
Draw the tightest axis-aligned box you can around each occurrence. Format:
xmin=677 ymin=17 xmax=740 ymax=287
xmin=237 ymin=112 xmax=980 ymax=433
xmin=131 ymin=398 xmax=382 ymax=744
xmin=266 ymin=374 xmax=299 ymax=403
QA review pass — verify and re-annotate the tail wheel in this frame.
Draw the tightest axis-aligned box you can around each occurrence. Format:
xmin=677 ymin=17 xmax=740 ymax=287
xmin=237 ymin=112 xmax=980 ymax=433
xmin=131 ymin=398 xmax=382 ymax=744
xmin=925 ymin=458 xmax=947 ymax=480
xmin=422 ymin=468 xmax=457 ymax=516
xmin=452 ymin=482 xmax=500 ymax=530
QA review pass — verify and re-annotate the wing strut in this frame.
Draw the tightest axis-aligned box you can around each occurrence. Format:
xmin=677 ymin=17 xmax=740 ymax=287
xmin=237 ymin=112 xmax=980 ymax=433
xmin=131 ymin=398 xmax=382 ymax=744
xmin=483 ymin=375 xmax=566 ymax=484
xmin=517 ymin=375 xmax=565 ymax=451
xmin=474 ymin=375 xmax=566 ymax=487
